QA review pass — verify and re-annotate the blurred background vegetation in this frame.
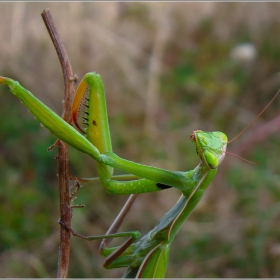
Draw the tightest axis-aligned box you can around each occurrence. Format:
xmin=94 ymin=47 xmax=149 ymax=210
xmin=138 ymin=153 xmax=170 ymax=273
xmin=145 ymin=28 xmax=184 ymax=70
xmin=0 ymin=2 xmax=280 ymax=278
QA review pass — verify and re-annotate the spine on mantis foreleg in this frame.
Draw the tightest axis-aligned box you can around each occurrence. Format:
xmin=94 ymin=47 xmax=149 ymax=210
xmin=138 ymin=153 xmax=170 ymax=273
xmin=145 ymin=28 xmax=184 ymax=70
xmin=0 ymin=76 xmax=101 ymax=160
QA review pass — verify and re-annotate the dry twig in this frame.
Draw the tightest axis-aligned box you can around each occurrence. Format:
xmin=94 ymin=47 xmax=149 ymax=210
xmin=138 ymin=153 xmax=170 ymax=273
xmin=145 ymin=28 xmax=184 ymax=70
xmin=41 ymin=9 xmax=76 ymax=278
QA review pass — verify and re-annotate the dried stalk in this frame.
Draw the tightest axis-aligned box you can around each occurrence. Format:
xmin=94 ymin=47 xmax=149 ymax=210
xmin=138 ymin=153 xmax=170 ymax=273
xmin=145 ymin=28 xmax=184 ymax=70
xmin=41 ymin=9 xmax=76 ymax=278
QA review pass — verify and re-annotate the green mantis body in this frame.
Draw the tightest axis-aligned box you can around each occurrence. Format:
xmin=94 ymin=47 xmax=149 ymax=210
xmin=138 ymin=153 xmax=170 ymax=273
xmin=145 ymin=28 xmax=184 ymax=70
xmin=0 ymin=73 xmax=228 ymax=277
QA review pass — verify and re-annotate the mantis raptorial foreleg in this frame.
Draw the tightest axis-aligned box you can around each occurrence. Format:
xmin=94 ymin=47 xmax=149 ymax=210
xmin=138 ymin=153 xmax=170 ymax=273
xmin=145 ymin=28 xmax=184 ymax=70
xmin=0 ymin=75 xmax=186 ymax=194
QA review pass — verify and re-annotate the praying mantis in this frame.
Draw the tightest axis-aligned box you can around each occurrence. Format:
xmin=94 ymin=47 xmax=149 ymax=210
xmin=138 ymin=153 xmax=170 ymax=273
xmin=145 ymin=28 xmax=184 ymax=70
xmin=0 ymin=72 xmax=278 ymax=278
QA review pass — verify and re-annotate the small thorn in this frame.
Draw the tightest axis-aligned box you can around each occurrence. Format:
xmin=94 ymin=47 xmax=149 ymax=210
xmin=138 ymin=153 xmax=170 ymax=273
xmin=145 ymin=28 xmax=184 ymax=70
xmin=69 ymin=74 xmax=78 ymax=82
xmin=71 ymin=204 xmax=85 ymax=209
xmin=70 ymin=180 xmax=82 ymax=200
xmin=48 ymin=139 xmax=59 ymax=151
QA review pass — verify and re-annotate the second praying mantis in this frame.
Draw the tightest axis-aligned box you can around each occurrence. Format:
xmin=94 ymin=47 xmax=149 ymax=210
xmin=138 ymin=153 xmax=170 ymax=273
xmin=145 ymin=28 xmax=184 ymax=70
xmin=0 ymin=72 xmax=278 ymax=278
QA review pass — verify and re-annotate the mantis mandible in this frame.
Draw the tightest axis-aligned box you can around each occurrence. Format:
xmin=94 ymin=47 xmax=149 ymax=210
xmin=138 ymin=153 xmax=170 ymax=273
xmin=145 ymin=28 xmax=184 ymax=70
xmin=0 ymin=73 xmax=278 ymax=277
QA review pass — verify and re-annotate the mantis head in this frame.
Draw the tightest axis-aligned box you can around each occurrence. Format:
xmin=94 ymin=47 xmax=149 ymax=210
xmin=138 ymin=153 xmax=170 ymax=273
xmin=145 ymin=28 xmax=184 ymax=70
xmin=190 ymin=87 xmax=280 ymax=169
xmin=190 ymin=130 xmax=228 ymax=169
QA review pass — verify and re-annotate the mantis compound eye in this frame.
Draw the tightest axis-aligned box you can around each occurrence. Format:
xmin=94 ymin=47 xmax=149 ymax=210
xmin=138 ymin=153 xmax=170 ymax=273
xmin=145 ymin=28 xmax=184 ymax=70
xmin=204 ymin=150 xmax=219 ymax=169
xmin=190 ymin=133 xmax=196 ymax=143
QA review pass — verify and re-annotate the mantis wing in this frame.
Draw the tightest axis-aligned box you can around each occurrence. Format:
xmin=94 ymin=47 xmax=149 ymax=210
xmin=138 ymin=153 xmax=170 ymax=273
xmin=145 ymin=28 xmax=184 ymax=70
xmin=136 ymin=243 xmax=170 ymax=278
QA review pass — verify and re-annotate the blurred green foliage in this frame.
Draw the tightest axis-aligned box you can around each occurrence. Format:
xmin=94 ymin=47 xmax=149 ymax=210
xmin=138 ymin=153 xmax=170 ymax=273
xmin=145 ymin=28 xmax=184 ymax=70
xmin=0 ymin=2 xmax=280 ymax=278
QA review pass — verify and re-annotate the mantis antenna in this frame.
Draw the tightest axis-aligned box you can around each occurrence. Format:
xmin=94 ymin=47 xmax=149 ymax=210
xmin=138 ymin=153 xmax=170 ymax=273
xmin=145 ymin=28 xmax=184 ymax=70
xmin=225 ymin=151 xmax=256 ymax=165
xmin=227 ymin=87 xmax=280 ymax=144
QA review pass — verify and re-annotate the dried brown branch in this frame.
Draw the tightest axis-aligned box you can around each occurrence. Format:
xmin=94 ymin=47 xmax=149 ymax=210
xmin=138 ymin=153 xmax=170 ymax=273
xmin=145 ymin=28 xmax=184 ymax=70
xmin=41 ymin=9 xmax=77 ymax=278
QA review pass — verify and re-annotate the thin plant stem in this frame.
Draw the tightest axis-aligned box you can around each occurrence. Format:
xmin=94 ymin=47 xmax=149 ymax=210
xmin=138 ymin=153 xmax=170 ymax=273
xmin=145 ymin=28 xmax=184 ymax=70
xmin=41 ymin=9 xmax=77 ymax=278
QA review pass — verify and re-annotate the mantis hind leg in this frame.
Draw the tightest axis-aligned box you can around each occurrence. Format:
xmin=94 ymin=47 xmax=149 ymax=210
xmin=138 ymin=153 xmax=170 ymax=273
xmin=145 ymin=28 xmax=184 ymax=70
xmin=59 ymin=217 xmax=139 ymax=269
xmin=59 ymin=195 xmax=140 ymax=269
xmin=100 ymin=194 xmax=138 ymax=268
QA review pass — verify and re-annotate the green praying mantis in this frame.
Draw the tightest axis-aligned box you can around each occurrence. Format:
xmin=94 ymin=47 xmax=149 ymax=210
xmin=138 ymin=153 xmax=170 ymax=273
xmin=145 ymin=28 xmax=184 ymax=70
xmin=0 ymin=72 xmax=278 ymax=278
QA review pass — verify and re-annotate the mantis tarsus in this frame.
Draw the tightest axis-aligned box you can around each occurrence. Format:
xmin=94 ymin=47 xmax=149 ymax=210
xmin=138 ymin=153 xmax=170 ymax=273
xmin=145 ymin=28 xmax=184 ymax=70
xmin=0 ymin=72 xmax=278 ymax=278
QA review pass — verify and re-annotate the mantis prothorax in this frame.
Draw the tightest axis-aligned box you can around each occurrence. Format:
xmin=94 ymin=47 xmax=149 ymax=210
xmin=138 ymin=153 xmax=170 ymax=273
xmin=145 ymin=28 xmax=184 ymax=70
xmin=0 ymin=73 xmax=277 ymax=278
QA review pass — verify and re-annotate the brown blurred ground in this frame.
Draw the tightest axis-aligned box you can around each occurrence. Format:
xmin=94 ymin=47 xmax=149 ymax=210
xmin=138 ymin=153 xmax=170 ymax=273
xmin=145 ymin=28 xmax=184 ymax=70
xmin=0 ymin=2 xmax=280 ymax=277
